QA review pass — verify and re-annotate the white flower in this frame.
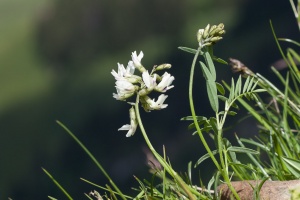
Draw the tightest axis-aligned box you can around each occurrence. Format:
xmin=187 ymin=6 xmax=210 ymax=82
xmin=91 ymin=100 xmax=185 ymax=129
xmin=142 ymin=71 xmax=156 ymax=90
xmin=118 ymin=107 xmax=138 ymax=137
xmin=115 ymin=80 xmax=136 ymax=93
xmin=131 ymin=51 xmax=143 ymax=67
xmin=131 ymin=51 xmax=146 ymax=72
xmin=146 ymin=94 xmax=168 ymax=110
xmin=111 ymin=61 xmax=136 ymax=81
xmin=126 ymin=61 xmax=135 ymax=74
xmin=113 ymin=80 xmax=137 ymax=100
xmin=155 ymin=72 xmax=174 ymax=92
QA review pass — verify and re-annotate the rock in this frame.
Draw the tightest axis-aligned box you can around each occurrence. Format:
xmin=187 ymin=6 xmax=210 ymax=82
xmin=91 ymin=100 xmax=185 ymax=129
xmin=218 ymin=180 xmax=300 ymax=200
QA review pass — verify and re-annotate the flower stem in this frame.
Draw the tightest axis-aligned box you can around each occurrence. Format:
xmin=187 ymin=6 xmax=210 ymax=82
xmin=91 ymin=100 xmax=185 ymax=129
xmin=189 ymin=49 xmax=240 ymax=199
xmin=188 ymin=47 xmax=221 ymax=171
xmin=134 ymin=95 xmax=201 ymax=200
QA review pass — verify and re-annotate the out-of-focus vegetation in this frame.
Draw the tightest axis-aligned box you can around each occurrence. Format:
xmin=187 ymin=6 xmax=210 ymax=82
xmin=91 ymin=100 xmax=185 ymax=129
xmin=0 ymin=0 xmax=298 ymax=199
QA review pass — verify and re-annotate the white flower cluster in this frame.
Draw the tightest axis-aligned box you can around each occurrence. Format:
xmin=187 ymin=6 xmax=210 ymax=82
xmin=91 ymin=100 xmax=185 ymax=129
xmin=111 ymin=51 xmax=175 ymax=137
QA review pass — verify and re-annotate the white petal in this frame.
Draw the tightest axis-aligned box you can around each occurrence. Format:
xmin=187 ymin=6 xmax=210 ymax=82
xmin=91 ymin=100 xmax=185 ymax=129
xmin=118 ymin=124 xmax=131 ymax=131
xmin=126 ymin=61 xmax=135 ymax=75
xmin=155 ymin=72 xmax=175 ymax=92
xmin=131 ymin=51 xmax=144 ymax=67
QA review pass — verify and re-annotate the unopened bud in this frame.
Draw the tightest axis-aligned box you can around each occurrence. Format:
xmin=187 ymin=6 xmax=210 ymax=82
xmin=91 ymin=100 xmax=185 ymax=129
xmin=125 ymin=75 xmax=142 ymax=83
xmin=209 ymin=27 xmax=222 ymax=36
xmin=156 ymin=63 xmax=172 ymax=71
xmin=217 ymin=30 xmax=226 ymax=35
xmin=210 ymin=36 xmax=223 ymax=43
xmin=209 ymin=25 xmax=217 ymax=34
xmin=203 ymin=24 xmax=210 ymax=38
xmin=217 ymin=23 xmax=225 ymax=29
xmin=202 ymin=42 xmax=212 ymax=47
xmin=197 ymin=29 xmax=204 ymax=43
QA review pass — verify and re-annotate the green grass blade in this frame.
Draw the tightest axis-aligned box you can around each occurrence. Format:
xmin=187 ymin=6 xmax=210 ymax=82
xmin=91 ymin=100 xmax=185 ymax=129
xmin=42 ymin=168 xmax=73 ymax=200
xmin=195 ymin=150 xmax=218 ymax=167
xmin=227 ymin=146 xmax=259 ymax=155
xmin=56 ymin=121 xmax=127 ymax=200
xmin=282 ymin=157 xmax=300 ymax=178
xmin=48 ymin=196 xmax=58 ymax=200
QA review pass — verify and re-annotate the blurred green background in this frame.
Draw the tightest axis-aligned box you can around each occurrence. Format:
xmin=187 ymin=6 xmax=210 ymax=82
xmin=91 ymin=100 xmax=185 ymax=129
xmin=0 ymin=0 xmax=298 ymax=199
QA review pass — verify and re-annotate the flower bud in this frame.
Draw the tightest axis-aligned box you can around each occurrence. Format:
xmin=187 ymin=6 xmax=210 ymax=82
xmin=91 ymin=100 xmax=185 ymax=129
xmin=155 ymin=63 xmax=172 ymax=71
xmin=217 ymin=23 xmax=224 ymax=29
xmin=202 ymin=42 xmax=212 ymax=47
xmin=203 ymin=24 xmax=210 ymax=38
xmin=217 ymin=30 xmax=226 ymax=35
xmin=125 ymin=75 xmax=142 ymax=83
xmin=210 ymin=36 xmax=223 ymax=43
xmin=209 ymin=25 xmax=217 ymax=34
xmin=197 ymin=29 xmax=204 ymax=43
xmin=209 ymin=27 xmax=222 ymax=36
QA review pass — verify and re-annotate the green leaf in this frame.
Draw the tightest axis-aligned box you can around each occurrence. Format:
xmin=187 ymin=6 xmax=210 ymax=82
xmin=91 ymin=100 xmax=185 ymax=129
xmin=213 ymin=56 xmax=228 ymax=65
xmin=228 ymin=78 xmax=235 ymax=102
xmin=216 ymin=82 xmax=225 ymax=95
xmin=252 ymin=89 xmax=267 ymax=93
xmin=243 ymin=76 xmax=251 ymax=93
xmin=178 ymin=46 xmax=197 ymax=54
xmin=200 ymin=61 xmax=214 ymax=81
xmin=201 ymin=125 xmax=213 ymax=133
xmin=282 ymin=157 xmax=300 ymax=178
xmin=209 ymin=117 xmax=218 ymax=133
xmin=235 ymin=75 xmax=242 ymax=96
xmin=218 ymin=95 xmax=228 ymax=102
xmin=227 ymin=111 xmax=237 ymax=116
xmin=227 ymin=146 xmax=259 ymax=155
xmin=246 ymin=77 xmax=255 ymax=92
xmin=195 ymin=150 xmax=218 ymax=167
xmin=251 ymin=80 xmax=259 ymax=91
xmin=207 ymin=175 xmax=215 ymax=196
xmin=278 ymin=38 xmax=300 ymax=47
xmin=231 ymin=102 xmax=239 ymax=109
xmin=207 ymin=80 xmax=219 ymax=112
xmin=228 ymin=163 xmax=258 ymax=173
xmin=181 ymin=116 xmax=207 ymax=121
xmin=204 ymin=51 xmax=216 ymax=81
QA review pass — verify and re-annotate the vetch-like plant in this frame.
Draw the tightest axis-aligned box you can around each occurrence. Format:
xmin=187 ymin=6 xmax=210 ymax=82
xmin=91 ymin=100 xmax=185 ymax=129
xmin=43 ymin=3 xmax=300 ymax=198
xmin=179 ymin=23 xmax=266 ymax=199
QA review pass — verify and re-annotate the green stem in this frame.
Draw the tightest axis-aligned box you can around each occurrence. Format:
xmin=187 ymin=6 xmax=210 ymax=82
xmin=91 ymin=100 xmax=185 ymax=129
xmin=134 ymin=95 xmax=200 ymax=200
xmin=42 ymin=167 xmax=73 ymax=200
xmin=190 ymin=49 xmax=240 ymax=199
xmin=188 ymin=47 xmax=220 ymax=171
